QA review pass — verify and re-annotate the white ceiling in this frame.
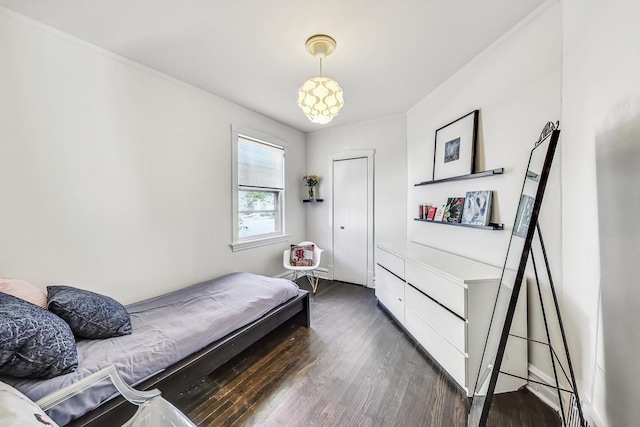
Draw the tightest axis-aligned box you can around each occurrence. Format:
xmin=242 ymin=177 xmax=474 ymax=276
xmin=0 ymin=0 xmax=545 ymax=133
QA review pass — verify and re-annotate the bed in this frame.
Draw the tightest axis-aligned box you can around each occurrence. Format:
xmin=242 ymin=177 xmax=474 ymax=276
xmin=1 ymin=272 xmax=310 ymax=426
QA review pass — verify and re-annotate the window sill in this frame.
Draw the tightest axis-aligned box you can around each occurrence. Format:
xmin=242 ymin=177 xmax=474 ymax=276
xmin=230 ymin=234 xmax=290 ymax=252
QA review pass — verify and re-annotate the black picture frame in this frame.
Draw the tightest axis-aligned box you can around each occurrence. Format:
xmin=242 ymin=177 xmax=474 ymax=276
xmin=433 ymin=110 xmax=479 ymax=181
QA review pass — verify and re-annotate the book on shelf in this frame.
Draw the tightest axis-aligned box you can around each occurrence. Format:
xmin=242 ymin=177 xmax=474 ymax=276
xmin=426 ymin=206 xmax=438 ymax=221
xmin=461 ymin=190 xmax=493 ymax=226
xmin=443 ymin=197 xmax=465 ymax=223
xmin=433 ymin=205 xmax=445 ymax=222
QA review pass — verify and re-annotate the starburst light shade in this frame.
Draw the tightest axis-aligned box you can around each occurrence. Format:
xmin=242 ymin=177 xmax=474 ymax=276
xmin=297 ymin=76 xmax=344 ymax=124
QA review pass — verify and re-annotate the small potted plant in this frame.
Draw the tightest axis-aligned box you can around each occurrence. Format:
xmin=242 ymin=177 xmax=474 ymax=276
xmin=303 ymin=175 xmax=320 ymax=200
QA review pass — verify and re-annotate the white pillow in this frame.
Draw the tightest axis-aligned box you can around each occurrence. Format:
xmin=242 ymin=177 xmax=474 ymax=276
xmin=0 ymin=381 xmax=60 ymax=427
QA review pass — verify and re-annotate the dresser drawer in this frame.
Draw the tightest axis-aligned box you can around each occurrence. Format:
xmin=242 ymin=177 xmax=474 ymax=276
xmin=376 ymin=248 xmax=405 ymax=279
xmin=375 ymin=264 xmax=404 ymax=298
xmin=405 ymin=284 xmax=466 ymax=353
xmin=405 ymin=260 xmax=466 ymax=318
xmin=405 ymin=308 xmax=468 ymax=391
xmin=376 ymin=283 xmax=404 ymax=324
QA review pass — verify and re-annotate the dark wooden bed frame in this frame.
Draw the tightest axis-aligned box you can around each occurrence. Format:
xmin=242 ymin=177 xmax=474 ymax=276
xmin=68 ymin=289 xmax=310 ymax=426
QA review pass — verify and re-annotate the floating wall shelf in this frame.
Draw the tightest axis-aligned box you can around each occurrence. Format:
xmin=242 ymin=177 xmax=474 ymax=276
xmin=414 ymin=218 xmax=504 ymax=231
xmin=415 ymin=168 xmax=504 ymax=186
xmin=303 ymin=199 xmax=324 ymax=203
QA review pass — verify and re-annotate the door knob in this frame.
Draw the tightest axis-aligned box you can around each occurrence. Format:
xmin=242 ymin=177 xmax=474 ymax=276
xmin=340 ymin=226 xmax=345 ymax=229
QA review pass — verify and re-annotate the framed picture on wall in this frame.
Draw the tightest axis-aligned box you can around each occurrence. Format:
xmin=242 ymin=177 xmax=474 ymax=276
xmin=433 ymin=110 xmax=479 ymax=181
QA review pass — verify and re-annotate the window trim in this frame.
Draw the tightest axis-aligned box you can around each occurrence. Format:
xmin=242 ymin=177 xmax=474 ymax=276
xmin=230 ymin=125 xmax=289 ymax=252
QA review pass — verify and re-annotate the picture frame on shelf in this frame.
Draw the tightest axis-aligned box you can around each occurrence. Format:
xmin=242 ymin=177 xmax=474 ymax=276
xmin=443 ymin=197 xmax=465 ymax=223
xmin=461 ymin=190 xmax=493 ymax=226
xmin=433 ymin=110 xmax=479 ymax=181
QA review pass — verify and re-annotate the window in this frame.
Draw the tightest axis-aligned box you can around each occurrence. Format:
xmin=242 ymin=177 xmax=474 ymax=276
xmin=231 ymin=126 xmax=288 ymax=251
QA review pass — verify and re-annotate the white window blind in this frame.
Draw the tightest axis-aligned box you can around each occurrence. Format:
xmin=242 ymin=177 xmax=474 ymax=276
xmin=238 ymin=137 xmax=284 ymax=190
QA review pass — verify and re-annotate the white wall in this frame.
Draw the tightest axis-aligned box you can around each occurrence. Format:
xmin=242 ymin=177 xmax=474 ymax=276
xmin=304 ymin=115 xmax=407 ymax=279
xmin=0 ymin=9 xmax=307 ymax=305
xmin=562 ymin=0 xmax=640 ymax=425
xmin=407 ymin=2 xmax=563 ymax=391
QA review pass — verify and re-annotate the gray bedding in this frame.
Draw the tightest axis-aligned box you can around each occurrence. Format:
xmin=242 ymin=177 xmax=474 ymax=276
xmin=1 ymin=272 xmax=299 ymax=425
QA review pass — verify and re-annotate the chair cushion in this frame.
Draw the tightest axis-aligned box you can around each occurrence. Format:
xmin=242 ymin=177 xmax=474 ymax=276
xmin=47 ymin=285 xmax=132 ymax=339
xmin=0 ymin=292 xmax=78 ymax=379
xmin=0 ymin=278 xmax=47 ymax=309
xmin=0 ymin=380 xmax=60 ymax=426
xmin=290 ymin=244 xmax=315 ymax=266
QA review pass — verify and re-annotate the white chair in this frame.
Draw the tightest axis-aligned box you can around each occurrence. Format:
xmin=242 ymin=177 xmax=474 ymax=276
xmin=283 ymin=241 xmax=323 ymax=293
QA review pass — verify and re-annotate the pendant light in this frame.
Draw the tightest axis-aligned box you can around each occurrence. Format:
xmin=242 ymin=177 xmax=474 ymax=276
xmin=297 ymin=35 xmax=344 ymax=124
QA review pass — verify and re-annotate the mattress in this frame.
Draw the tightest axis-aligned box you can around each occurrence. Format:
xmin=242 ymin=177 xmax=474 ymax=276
xmin=1 ymin=272 xmax=299 ymax=425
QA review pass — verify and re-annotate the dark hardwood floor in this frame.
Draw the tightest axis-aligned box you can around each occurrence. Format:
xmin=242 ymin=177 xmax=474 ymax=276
xmin=172 ymin=279 xmax=560 ymax=426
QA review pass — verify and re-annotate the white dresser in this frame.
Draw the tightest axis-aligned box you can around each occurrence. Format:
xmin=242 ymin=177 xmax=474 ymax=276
xmin=375 ymin=241 xmax=527 ymax=396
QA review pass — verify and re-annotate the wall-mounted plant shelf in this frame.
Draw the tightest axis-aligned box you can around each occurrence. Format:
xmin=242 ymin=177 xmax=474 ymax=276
xmin=415 ymin=168 xmax=504 ymax=186
xmin=303 ymin=199 xmax=324 ymax=203
xmin=413 ymin=218 xmax=504 ymax=231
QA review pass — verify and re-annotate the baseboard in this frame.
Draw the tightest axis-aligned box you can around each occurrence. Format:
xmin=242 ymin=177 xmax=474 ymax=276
xmin=527 ymin=364 xmax=561 ymax=411
xmin=527 ymin=364 xmax=597 ymax=427
xmin=585 ymin=405 xmax=605 ymax=427
xmin=315 ymin=268 xmax=329 ymax=279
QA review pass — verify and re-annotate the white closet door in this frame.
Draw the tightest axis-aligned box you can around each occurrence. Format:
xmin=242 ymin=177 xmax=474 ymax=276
xmin=333 ymin=157 xmax=368 ymax=286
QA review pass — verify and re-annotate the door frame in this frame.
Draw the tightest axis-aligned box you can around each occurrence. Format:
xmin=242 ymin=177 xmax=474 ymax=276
xmin=329 ymin=150 xmax=375 ymax=288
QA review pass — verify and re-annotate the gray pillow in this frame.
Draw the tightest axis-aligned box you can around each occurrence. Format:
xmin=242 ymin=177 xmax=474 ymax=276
xmin=0 ymin=292 xmax=78 ymax=379
xmin=47 ymin=285 xmax=132 ymax=339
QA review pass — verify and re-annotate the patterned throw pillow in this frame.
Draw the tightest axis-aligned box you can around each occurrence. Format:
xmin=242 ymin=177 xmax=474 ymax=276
xmin=290 ymin=244 xmax=315 ymax=267
xmin=0 ymin=278 xmax=47 ymax=309
xmin=0 ymin=381 xmax=60 ymax=426
xmin=47 ymin=286 xmax=132 ymax=339
xmin=0 ymin=293 xmax=78 ymax=379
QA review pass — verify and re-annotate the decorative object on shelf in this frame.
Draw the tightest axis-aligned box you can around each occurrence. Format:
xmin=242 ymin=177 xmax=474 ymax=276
xmin=297 ymin=35 xmax=344 ymax=124
xmin=433 ymin=110 xmax=479 ymax=181
xmin=418 ymin=203 xmax=430 ymax=220
xmin=461 ymin=190 xmax=493 ymax=226
xmin=443 ymin=197 xmax=465 ymax=223
xmin=426 ymin=205 xmax=438 ymax=221
xmin=303 ymin=174 xmax=320 ymax=200
xmin=433 ymin=205 xmax=445 ymax=222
